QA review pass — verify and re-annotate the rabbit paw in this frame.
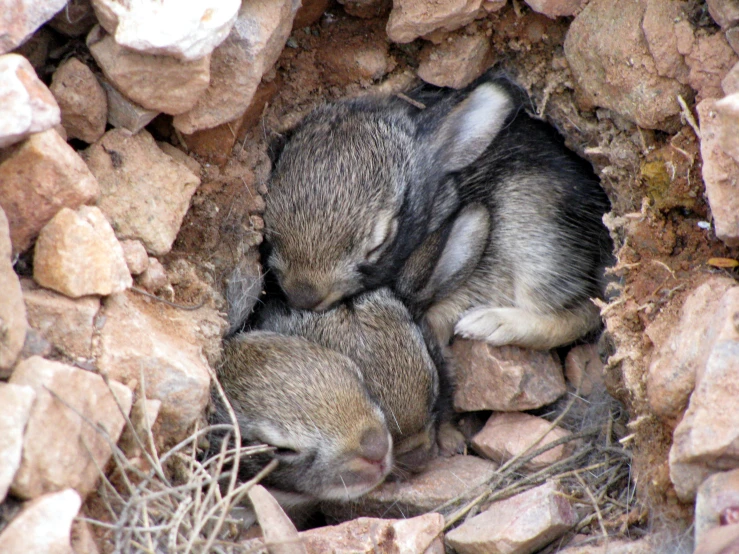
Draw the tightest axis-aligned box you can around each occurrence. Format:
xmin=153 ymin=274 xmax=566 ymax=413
xmin=454 ymin=307 xmax=524 ymax=346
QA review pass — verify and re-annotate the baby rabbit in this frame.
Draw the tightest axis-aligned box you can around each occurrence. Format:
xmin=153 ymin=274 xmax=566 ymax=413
xmin=263 ymin=72 xmax=612 ymax=350
xmin=211 ymin=331 xmax=392 ymax=509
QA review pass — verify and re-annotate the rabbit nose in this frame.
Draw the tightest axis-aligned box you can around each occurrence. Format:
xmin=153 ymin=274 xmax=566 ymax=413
xmin=287 ymin=281 xmax=324 ymax=310
xmin=359 ymin=428 xmax=390 ymax=464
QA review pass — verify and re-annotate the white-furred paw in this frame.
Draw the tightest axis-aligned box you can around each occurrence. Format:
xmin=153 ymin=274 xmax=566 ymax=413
xmin=454 ymin=307 xmax=525 ymax=347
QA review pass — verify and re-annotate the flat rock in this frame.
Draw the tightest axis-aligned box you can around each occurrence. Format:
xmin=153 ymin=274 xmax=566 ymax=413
xmin=0 ymin=489 xmax=81 ymax=554
xmin=646 ymin=277 xmax=738 ymax=424
xmin=33 ymin=206 xmax=132 ymax=298
xmin=523 ymin=0 xmax=583 ymax=17
xmin=706 ymin=0 xmax=739 ymax=28
xmin=91 ymin=0 xmax=240 ymax=60
xmin=49 ymin=0 xmax=98 ymax=37
xmin=119 ymin=240 xmax=149 ymax=276
xmin=50 ymin=58 xmax=107 ymax=144
xmin=21 ymin=278 xmax=100 ymax=360
xmin=452 ymin=340 xmax=566 ymax=411
xmin=386 ymin=0 xmax=484 ymax=44
xmin=324 ymin=455 xmax=497 ymax=520
xmin=447 ymin=480 xmax=577 ymax=554
xmin=83 ymin=129 xmax=200 ymax=256
xmin=0 ymin=383 xmax=35 ymax=502
xmin=694 ymin=523 xmax=739 ymax=554
xmin=0 ymin=128 xmax=99 ymax=255
xmin=418 ymin=30 xmax=491 ymax=88
xmin=564 ymin=0 xmax=692 ymax=130
xmin=728 ymin=27 xmax=739 ymax=56
xmin=9 ymin=356 xmax=132 ymax=499
xmin=724 ymin=62 xmax=739 ymax=95
xmin=100 ymin=78 xmax=159 ymax=134
xmin=472 ymin=412 xmax=574 ymax=471
xmin=669 ymin=340 xmax=739 ymax=502
xmin=172 ymin=0 xmax=299 ymax=134
xmin=695 ymin=469 xmax=739 ymax=546
xmin=685 ymin=32 xmax=738 ymax=100
xmin=0 ymin=207 xmax=27 ymax=376
xmin=564 ymin=344 xmax=604 ymax=396
xmin=95 ymin=291 xmax=219 ymax=442
xmin=0 ymin=0 xmax=67 ymax=54
xmin=88 ymin=27 xmax=211 ymax=116
xmin=641 ymin=0 xmax=690 ymax=82
xmin=0 ymin=54 xmax=60 ymax=148
xmin=698 ymin=99 xmax=739 ymax=247
xmin=715 ymin=93 xmax=739 ymax=164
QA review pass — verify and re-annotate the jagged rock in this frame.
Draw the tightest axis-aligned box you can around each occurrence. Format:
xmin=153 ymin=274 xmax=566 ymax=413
xmin=87 ymin=27 xmax=211 ymax=116
xmin=49 ymin=58 xmax=107 ymax=144
xmin=0 ymin=128 xmax=99 ymax=255
xmin=706 ymin=0 xmax=739 ymax=28
xmin=324 ymin=455 xmax=497 ymax=520
xmin=0 ymin=54 xmax=60 ymax=148
xmin=695 ymin=469 xmax=739 ymax=546
xmin=156 ymin=141 xmax=202 ymax=176
xmin=698 ymin=99 xmax=739 ymax=246
xmin=386 ymin=0 xmax=484 ymax=44
xmin=716 ymin=93 xmax=739 ymax=163
xmin=694 ymin=524 xmax=739 ymax=554
xmin=482 ymin=0 xmax=507 ymax=11
xmin=728 ymin=27 xmax=739 ymax=55
xmin=564 ymin=344 xmax=604 ymax=396
xmin=418 ymin=30 xmax=492 ymax=88
xmin=0 ymin=383 xmax=35 ymax=502
xmin=119 ymin=240 xmax=149 ymax=276
xmin=0 ymin=207 xmax=27 ymax=376
xmin=564 ymin=0 xmax=692 ymax=130
xmin=523 ymin=0 xmax=583 ymax=17
xmin=136 ymin=257 xmax=169 ymax=293
xmin=95 ymin=291 xmax=219 ymax=442
xmin=0 ymin=489 xmax=81 ymax=554
xmin=99 ymin=79 xmax=159 ymax=134
xmin=446 ymin=481 xmax=577 ymax=554
xmin=49 ymin=0 xmax=97 ymax=37
xmin=471 ymin=412 xmax=574 ymax=470
xmin=684 ymin=32 xmax=738 ymax=100
xmin=33 ymin=206 xmax=132 ymax=298
xmin=452 ymin=340 xmax=566 ymax=411
xmin=91 ymin=0 xmax=240 ymax=60
xmin=724 ymin=63 xmax=739 ymax=95
xmin=0 ymin=0 xmax=67 ymax=54
xmin=9 ymin=356 xmax=132 ymax=499
xmin=21 ymin=279 xmax=100 ymax=360
xmin=646 ymin=277 xmax=738 ymax=424
xmin=669 ymin=340 xmax=739 ymax=501
xmin=172 ymin=0 xmax=299 ymax=134
xmin=641 ymin=0 xmax=690 ymax=83
xmin=83 ymin=129 xmax=200 ymax=256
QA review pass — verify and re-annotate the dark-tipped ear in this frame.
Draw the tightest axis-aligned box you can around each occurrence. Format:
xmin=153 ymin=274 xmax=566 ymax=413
xmin=428 ymin=83 xmax=515 ymax=173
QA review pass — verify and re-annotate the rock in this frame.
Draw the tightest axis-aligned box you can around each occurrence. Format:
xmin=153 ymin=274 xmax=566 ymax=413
xmin=0 ymin=54 xmax=61 ymax=148
xmin=49 ymin=58 xmax=107 ymax=144
xmin=716 ymin=93 xmax=739 ymax=164
xmin=646 ymin=277 xmax=738 ymax=424
xmin=119 ymin=240 xmax=149 ymax=276
xmin=0 ymin=489 xmax=81 ymax=554
xmin=641 ymin=0 xmax=690 ymax=83
xmin=87 ymin=27 xmax=211 ymax=116
xmin=21 ymin=279 xmax=100 ymax=360
xmin=564 ymin=344 xmax=604 ymax=396
xmin=0 ymin=207 xmax=27 ymax=376
xmin=0 ymin=0 xmax=67 ymax=54
xmin=556 ymin=538 xmax=656 ymax=553
xmin=340 ymin=0 xmax=392 ymax=18
xmin=669 ymin=340 xmax=739 ymax=501
xmin=706 ymin=0 xmax=739 ymax=28
xmin=471 ymin=412 xmax=574 ymax=470
xmin=33 ymin=206 xmax=132 ymax=298
xmin=118 ymin=397 xmax=161 ymax=459
xmin=317 ymin=20 xmax=391 ymax=86
xmin=9 ymin=356 xmax=132 ymax=499
xmin=694 ymin=523 xmax=739 ymax=554
xmin=386 ymin=0 xmax=484 ymax=44
xmin=685 ymin=32 xmax=738 ymax=100
xmin=325 ymin=455 xmax=497 ymax=519
xmin=698 ymin=99 xmax=739 ymax=247
xmin=136 ymin=257 xmax=169 ymax=293
xmin=172 ymin=0 xmax=299 ymax=134
xmin=156 ymin=141 xmax=202 ymax=176
xmin=724 ymin=62 xmax=739 ymax=95
xmin=452 ymin=340 xmax=566 ymax=411
xmin=564 ymin=0 xmax=692 ymax=130
xmin=83 ymin=129 xmax=200 ymax=256
xmin=0 ymin=129 xmax=99 ymax=255
xmin=695 ymin=469 xmax=739 ymax=546
xmin=446 ymin=481 xmax=578 ymax=554
xmin=49 ymin=0 xmax=98 ymax=37
xmin=100 ymin=79 xmax=159 ymax=134
xmin=417 ymin=30 xmax=492 ymax=88
xmin=91 ymin=0 xmax=240 ymax=60
xmin=0 ymin=383 xmax=35 ymax=502
xmin=523 ymin=0 xmax=583 ymax=17
xmin=728 ymin=27 xmax=739 ymax=56
xmin=95 ymin=291 xmax=217 ymax=442
xmin=294 ymin=0 xmax=331 ymax=28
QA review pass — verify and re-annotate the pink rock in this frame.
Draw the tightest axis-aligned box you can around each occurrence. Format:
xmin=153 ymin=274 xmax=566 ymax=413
xmin=715 ymin=93 xmax=739 ymax=166
xmin=728 ymin=27 xmax=739 ymax=56
xmin=446 ymin=480 xmax=578 ymax=554
xmin=0 ymin=383 xmax=35 ymax=502
xmin=137 ymin=257 xmax=169 ymax=293
xmin=418 ymin=30 xmax=492 ymax=89
xmin=0 ymin=128 xmax=99 ymax=255
xmin=386 ymin=0 xmax=485 ymax=44
xmin=723 ymin=62 xmax=739 ymax=95
xmin=0 ymin=207 xmax=27 ymax=375
xmin=523 ymin=0 xmax=583 ymax=18
xmin=0 ymin=54 xmax=61 ymax=148
xmin=564 ymin=344 xmax=604 ymax=396
xmin=685 ymin=32 xmax=738 ymax=100
xmin=0 ymin=0 xmax=67 ymax=54
xmin=641 ymin=0 xmax=690 ymax=82
xmin=119 ymin=240 xmax=149 ymax=276
xmin=695 ymin=469 xmax=739 ymax=546
xmin=472 ymin=412 xmax=574 ymax=470
xmin=564 ymin=0 xmax=692 ymax=130
xmin=100 ymin=78 xmax=159 ymax=134
xmin=706 ymin=0 xmax=739 ymax=28
xmin=49 ymin=0 xmax=97 ymax=37
xmin=452 ymin=340 xmax=566 ymax=411
xmin=698 ymin=99 xmax=739 ymax=247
